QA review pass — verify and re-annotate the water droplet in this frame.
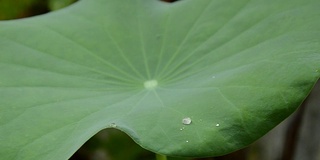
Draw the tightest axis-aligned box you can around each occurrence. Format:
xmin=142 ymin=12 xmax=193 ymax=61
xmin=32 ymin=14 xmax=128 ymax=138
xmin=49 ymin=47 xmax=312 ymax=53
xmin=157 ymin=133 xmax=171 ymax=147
xmin=144 ymin=80 xmax=158 ymax=89
xmin=186 ymin=140 xmax=189 ymax=143
xmin=182 ymin=117 xmax=192 ymax=125
xmin=180 ymin=127 xmax=185 ymax=131
xmin=212 ymin=76 xmax=216 ymax=78
xmin=216 ymin=123 xmax=220 ymax=127
xmin=110 ymin=123 xmax=117 ymax=128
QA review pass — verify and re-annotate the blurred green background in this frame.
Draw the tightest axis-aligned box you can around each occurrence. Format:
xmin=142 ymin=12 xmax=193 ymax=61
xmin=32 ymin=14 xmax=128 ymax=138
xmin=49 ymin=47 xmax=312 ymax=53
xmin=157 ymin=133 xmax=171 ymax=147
xmin=1 ymin=1 xmax=319 ymax=160
xmin=0 ymin=0 xmax=77 ymax=20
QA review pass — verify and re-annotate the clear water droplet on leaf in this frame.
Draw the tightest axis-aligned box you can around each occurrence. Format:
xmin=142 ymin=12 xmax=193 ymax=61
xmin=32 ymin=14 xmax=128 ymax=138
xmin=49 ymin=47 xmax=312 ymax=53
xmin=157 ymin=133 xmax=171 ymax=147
xmin=110 ymin=123 xmax=117 ymax=128
xmin=182 ymin=117 xmax=192 ymax=125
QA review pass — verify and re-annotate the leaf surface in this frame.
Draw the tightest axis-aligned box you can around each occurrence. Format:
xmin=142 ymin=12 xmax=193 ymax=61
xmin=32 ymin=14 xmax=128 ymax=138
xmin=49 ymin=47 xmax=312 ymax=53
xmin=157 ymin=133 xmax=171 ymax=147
xmin=0 ymin=0 xmax=320 ymax=159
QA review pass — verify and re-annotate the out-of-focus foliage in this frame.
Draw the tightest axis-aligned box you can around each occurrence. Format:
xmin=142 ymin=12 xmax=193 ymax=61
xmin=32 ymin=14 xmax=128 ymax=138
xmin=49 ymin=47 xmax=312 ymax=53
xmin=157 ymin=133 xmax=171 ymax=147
xmin=48 ymin=0 xmax=77 ymax=11
xmin=70 ymin=129 xmax=192 ymax=160
xmin=0 ymin=0 xmax=77 ymax=20
xmin=0 ymin=0 xmax=46 ymax=20
xmin=70 ymin=129 xmax=155 ymax=160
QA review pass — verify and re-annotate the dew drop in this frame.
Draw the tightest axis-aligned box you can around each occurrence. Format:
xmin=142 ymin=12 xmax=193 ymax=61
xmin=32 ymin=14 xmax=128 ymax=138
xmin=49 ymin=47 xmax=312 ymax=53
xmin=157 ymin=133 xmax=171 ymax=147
xmin=186 ymin=140 xmax=189 ymax=143
xmin=216 ymin=123 xmax=220 ymax=127
xmin=182 ymin=117 xmax=192 ymax=125
xmin=110 ymin=123 xmax=117 ymax=128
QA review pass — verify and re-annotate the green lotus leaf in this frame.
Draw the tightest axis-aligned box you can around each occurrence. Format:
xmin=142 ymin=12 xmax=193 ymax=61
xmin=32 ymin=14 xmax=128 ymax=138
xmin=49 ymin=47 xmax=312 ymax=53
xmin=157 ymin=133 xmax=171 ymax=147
xmin=0 ymin=0 xmax=319 ymax=159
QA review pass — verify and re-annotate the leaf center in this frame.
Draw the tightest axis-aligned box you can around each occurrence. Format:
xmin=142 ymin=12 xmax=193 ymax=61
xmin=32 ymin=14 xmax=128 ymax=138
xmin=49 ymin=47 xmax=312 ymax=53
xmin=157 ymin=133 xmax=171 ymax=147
xmin=144 ymin=80 xmax=158 ymax=89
